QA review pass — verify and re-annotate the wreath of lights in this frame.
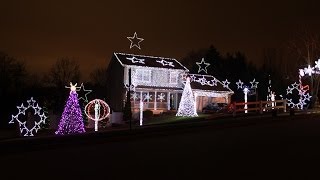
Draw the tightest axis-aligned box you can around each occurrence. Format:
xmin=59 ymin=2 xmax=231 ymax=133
xmin=286 ymin=82 xmax=311 ymax=109
xmin=127 ymin=32 xmax=144 ymax=49
xmin=9 ymin=97 xmax=47 ymax=136
xmin=196 ymin=58 xmax=210 ymax=74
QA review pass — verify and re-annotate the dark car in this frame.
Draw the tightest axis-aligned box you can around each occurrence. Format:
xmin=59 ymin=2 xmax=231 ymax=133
xmin=202 ymin=103 xmax=228 ymax=113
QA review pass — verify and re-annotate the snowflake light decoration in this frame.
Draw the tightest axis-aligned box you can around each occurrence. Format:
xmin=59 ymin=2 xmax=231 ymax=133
xmin=126 ymin=56 xmax=145 ymax=64
xmin=286 ymin=82 xmax=311 ymax=109
xmin=222 ymin=79 xmax=230 ymax=88
xmin=156 ymin=59 xmax=174 ymax=67
xmin=131 ymin=92 xmax=140 ymax=100
xmin=196 ymin=58 xmax=210 ymax=74
xmin=304 ymin=65 xmax=314 ymax=76
xmin=315 ymin=59 xmax=320 ymax=70
xmin=143 ymin=94 xmax=152 ymax=101
xmin=9 ymin=97 xmax=47 ymax=136
xmin=127 ymin=32 xmax=144 ymax=49
xmin=157 ymin=93 xmax=166 ymax=102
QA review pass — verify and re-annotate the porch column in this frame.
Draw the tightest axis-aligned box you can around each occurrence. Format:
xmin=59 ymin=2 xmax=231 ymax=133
xmin=167 ymin=92 xmax=170 ymax=110
xmin=140 ymin=91 xmax=143 ymax=110
xmin=154 ymin=91 xmax=157 ymax=110
xmin=175 ymin=93 xmax=178 ymax=110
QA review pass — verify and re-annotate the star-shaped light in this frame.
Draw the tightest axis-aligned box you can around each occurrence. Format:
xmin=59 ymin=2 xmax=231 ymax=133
xmin=303 ymin=93 xmax=312 ymax=101
xmin=77 ymin=83 xmax=93 ymax=103
xmin=196 ymin=58 xmax=210 ymax=74
xmin=250 ymin=79 xmax=259 ymax=89
xmin=197 ymin=76 xmax=207 ymax=85
xmin=236 ymin=79 xmax=243 ymax=89
xmin=127 ymin=32 xmax=144 ymax=50
xmin=189 ymin=74 xmax=196 ymax=82
xmin=33 ymin=103 xmax=42 ymax=115
xmin=17 ymin=103 xmax=27 ymax=115
xmin=126 ymin=56 xmax=145 ymax=64
xmin=156 ymin=59 xmax=174 ymax=67
xmin=222 ymin=79 xmax=230 ymax=88
xmin=27 ymin=97 xmax=36 ymax=108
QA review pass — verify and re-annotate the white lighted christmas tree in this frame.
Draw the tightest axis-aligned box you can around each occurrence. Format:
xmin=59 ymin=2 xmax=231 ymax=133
xmin=176 ymin=77 xmax=198 ymax=117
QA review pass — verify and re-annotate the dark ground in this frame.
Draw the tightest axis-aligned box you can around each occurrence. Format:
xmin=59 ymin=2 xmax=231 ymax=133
xmin=1 ymin=113 xmax=320 ymax=179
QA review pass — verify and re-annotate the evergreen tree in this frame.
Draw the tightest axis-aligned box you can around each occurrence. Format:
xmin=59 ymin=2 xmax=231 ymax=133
xmin=176 ymin=77 xmax=198 ymax=117
xmin=55 ymin=83 xmax=86 ymax=135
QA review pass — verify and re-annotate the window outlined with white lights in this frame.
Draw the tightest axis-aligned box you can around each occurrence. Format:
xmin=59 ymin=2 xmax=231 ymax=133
xmin=169 ymin=71 xmax=179 ymax=84
xmin=136 ymin=69 xmax=151 ymax=83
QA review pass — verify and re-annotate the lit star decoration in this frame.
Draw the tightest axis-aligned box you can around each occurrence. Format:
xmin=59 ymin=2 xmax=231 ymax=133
xmin=222 ymin=79 xmax=230 ymax=88
xmin=250 ymin=79 xmax=259 ymax=89
xmin=127 ymin=32 xmax=144 ymax=50
xmin=196 ymin=58 xmax=210 ymax=74
xmin=236 ymin=80 xmax=244 ymax=89
xmin=176 ymin=77 xmax=198 ymax=117
xmin=56 ymin=82 xmax=86 ymax=135
xmin=77 ymin=83 xmax=92 ymax=103
xmin=156 ymin=59 xmax=175 ymax=67
xmin=286 ymin=82 xmax=311 ymax=109
xmin=157 ymin=93 xmax=166 ymax=102
xmin=9 ymin=97 xmax=48 ymax=137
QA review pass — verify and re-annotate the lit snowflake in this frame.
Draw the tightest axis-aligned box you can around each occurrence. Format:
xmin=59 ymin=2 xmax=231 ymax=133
xmin=9 ymin=97 xmax=48 ymax=136
xmin=303 ymin=65 xmax=314 ymax=76
xmin=157 ymin=93 xmax=166 ymax=102
xmin=143 ymin=94 xmax=153 ymax=101
xmin=131 ymin=92 xmax=139 ymax=100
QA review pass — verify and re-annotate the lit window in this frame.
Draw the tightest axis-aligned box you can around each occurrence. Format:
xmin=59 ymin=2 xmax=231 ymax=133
xmin=136 ymin=69 xmax=151 ymax=83
xmin=169 ymin=71 xmax=178 ymax=84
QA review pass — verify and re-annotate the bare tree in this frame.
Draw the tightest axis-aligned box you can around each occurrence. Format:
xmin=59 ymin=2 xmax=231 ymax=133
xmin=48 ymin=57 xmax=81 ymax=88
xmin=90 ymin=66 xmax=108 ymax=87
xmin=286 ymin=29 xmax=320 ymax=108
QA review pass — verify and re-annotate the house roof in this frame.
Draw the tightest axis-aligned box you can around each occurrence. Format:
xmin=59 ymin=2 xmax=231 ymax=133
xmin=189 ymin=74 xmax=234 ymax=93
xmin=113 ymin=52 xmax=189 ymax=71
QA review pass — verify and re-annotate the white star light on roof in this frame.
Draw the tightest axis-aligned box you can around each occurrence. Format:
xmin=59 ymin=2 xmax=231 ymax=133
xmin=196 ymin=58 xmax=210 ymax=74
xmin=127 ymin=32 xmax=144 ymax=50
xmin=156 ymin=59 xmax=175 ymax=67
xmin=236 ymin=80 xmax=243 ymax=89
xmin=250 ymin=79 xmax=259 ymax=89
xmin=197 ymin=76 xmax=207 ymax=85
xmin=126 ymin=56 xmax=145 ymax=64
xmin=222 ymin=79 xmax=230 ymax=88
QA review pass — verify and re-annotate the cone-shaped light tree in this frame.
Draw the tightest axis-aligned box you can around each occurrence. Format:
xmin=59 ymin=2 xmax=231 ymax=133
xmin=176 ymin=77 xmax=198 ymax=117
xmin=55 ymin=82 xmax=86 ymax=135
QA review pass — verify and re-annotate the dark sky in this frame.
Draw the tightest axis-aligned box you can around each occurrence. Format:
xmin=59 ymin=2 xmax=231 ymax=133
xmin=0 ymin=0 xmax=319 ymax=80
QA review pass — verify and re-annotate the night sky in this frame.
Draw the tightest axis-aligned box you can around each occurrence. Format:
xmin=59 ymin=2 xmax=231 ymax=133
xmin=0 ymin=0 xmax=319 ymax=80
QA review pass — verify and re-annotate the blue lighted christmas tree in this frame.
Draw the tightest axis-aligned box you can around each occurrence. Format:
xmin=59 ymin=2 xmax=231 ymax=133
xmin=55 ymin=83 xmax=86 ymax=135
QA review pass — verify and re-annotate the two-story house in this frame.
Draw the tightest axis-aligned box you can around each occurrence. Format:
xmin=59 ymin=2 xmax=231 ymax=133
xmin=106 ymin=52 xmax=233 ymax=117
